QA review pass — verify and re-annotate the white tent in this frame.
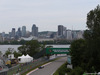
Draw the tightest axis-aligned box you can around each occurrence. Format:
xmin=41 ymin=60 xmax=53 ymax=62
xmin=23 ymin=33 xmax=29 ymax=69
xmin=18 ymin=54 xmax=33 ymax=63
xmin=25 ymin=54 xmax=33 ymax=62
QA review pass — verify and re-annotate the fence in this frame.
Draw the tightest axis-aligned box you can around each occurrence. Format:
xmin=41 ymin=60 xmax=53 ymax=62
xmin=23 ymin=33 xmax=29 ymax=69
xmin=0 ymin=68 xmax=8 ymax=75
xmin=7 ymin=57 xmax=49 ymax=75
xmin=83 ymin=73 xmax=100 ymax=75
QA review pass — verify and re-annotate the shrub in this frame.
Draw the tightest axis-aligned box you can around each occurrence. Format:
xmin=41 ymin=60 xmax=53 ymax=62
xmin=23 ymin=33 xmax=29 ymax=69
xmin=68 ymin=67 xmax=84 ymax=75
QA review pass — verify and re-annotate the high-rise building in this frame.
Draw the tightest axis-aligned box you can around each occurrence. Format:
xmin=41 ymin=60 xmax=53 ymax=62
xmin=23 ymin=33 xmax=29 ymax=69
xmin=66 ymin=30 xmax=72 ymax=40
xmin=72 ymin=31 xmax=77 ymax=40
xmin=77 ymin=30 xmax=83 ymax=39
xmin=26 ymin=31 xmax=30 ymax=37
xmin=63 ymin=27 xmax=67 ymax=37
xmin=58 ymin=25 xmax=63 ymax=37
xmin=58 ymin=25 xmax=67 ymax=38
xmin=22 ymin=26 xmax=26 ymax=37
xmin=32 ymin=24 xmax=38 ymax=37
xmin=11 ymin=28 xmax=16 ymax=37
xmin=1 ymin=32 xmax=5 ymax=37
xmin=17 ymin=27 xmax=22 ymax=38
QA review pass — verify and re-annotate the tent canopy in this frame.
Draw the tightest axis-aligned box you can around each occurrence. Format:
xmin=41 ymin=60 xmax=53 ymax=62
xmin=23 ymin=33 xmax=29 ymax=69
xmin=18 ymin=54 xmax=33 ymax=63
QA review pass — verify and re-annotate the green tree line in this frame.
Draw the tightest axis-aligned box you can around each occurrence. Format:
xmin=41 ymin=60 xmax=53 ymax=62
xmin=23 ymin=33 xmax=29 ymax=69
xmin=0 ymin=39 xmax=71 ymax=45
xmin=70 ymin=5 xmax=100 ymax=73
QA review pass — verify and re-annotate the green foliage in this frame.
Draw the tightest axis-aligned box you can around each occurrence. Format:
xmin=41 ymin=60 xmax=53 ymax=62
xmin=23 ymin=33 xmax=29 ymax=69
xmin=70 ymin=5 xmax=100 ymax=73
xmin=70 ymin=39 xmax=87 ymax=68
xmin=19 ymin=40 xmax=27 ymax=45
xmin=68 ymin=67 xmax=84 ymax=75
xmin=83 ymin=5 xmax=100 ymax=72
xmin=4 ymin=48 xmax=21 ymax=58
xmin=18 ymin=40 xmax=40 ymax=57
xmin=13 ymin=51 xmax=22 ymax=58
xmin=4 ymin=48 xmax=14 ymax=57
xmin=10 ymin=40 xmax=19 ymax=44
xmin=40 ymin=40 xmax=71 ymax=45
xmin=53 ymin=62 xmax=71 ymax=75
xmin=0 ymin=40 xmax=27 ymax=45
xmin=18 ymin=45 xmax=27 ymax=55
xmin=3 ymin=41 xmax=9 ymax=44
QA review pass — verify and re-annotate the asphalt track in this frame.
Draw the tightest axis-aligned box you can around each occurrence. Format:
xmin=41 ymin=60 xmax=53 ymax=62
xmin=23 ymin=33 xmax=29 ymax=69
xmin=29 ymin=57 xmax=67 ymax=75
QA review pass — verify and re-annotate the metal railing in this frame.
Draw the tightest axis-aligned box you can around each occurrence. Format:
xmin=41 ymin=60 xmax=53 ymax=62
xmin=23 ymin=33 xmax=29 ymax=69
xmin=7 ymin=57 xmax=49 ymax=75
xmin=84 ymin=73 xmax=100 ymax=75
xmin=0 ymin=68 xmax=8 ymax=75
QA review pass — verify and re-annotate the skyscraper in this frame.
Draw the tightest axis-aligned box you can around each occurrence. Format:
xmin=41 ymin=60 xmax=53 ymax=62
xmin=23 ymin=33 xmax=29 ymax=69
xmin=66 ymin=30 xmax=72 ymax=40
xmin=32 ymin=24 xmax=38 ymax=37
xmin=17 ymin=27 xmax=22 ymax=37
xmin=58 ymin=25 xmax=63 ymax=37
xmin=22 ymin=26 xmax=26 ymax=37
xmin=11 ymin=28 xmax=16 ymax=37
xmin=63 ymin=27 xmax=67 ymax=37
xmin=2 ymin=32 xmax=5 ymax=37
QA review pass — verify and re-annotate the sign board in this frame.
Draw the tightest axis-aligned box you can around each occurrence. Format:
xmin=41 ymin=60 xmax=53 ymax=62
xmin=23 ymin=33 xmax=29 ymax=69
xmin=67 ymin=55 xmax=71 ymax=64
xmin=46 ymin=48 xmax=70 ymax=54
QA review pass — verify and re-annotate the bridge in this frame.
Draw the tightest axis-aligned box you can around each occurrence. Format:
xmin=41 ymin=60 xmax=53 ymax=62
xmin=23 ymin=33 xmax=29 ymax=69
xmin=46 ymin=48 xmax=70 ymax=54
xmin=33 ymin=48 xmax=70 ymax=59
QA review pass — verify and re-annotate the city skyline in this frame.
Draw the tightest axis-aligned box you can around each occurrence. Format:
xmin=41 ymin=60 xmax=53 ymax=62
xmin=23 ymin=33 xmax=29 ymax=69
xmin=0 ymin=24 xmax=83 ymax=42
xmin=0 ymin=24 xmax=83 ymax=34
xmin=0 ymin=0 xmax=100 ymax=33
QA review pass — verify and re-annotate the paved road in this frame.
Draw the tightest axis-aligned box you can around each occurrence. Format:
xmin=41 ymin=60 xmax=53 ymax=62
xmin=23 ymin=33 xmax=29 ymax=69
xmin=29 ymin=57 xmax=67 ymax=75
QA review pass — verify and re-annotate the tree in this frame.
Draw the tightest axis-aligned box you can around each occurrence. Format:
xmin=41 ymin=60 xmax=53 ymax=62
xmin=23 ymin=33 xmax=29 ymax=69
xmin=4 ymin=48 xmax=14 ymax=57
xmin=69 ymin=5 xmax=100 ymax=73
xmin=18 ymin=40 xmax=40 ymax=57
xmin=13 ymin=51 xmax=22 ymax=58
xmin=19 ymin=39 xmax=26 ymax=45
xmin=70 ymin=39 xmax=87 ymax=69
xmin=68 ymin=67 xmax=84 ymax=75
xmin=18 ymin=45 xmax=27 ymax=55
xmin=84 ymin=5 xmax=100 ymax=72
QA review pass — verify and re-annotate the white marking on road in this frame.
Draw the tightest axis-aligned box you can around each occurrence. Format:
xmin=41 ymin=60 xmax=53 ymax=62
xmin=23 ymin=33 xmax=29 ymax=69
xmin=51 ymin=71 xmax=55 ymax=75
xmin=26 ymin=68 xmax=39 ymax=75
xmin=43 ymin=62 xmax=52 ymax=67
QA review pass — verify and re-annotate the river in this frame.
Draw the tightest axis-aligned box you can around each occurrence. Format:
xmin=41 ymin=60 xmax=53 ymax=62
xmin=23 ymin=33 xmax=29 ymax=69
xmin=0 ymin=45 xmax=70 ymax=54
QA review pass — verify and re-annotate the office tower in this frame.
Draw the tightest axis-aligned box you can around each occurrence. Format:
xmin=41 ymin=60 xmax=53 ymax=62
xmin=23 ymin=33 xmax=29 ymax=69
xmin=32 ymin=24 xmax=38 ymax=37
xmin=72 ymin=31 xmax=77 ymax=40
xmin=9 ymin=32 xmax=12 ymax=38
xmin=1 ymin=32 xmax=5 ymax=37
xmin=77 ymin=30 xmax=83 ymax=39
xmin=58 ymin=25 xmax=67 ymax=38
xmin=66 ymin=30 xmax=72 ymax=40
xmin=58 ymin=25 xmax=63 ymax=36
xmin=26 ymin=31 xmax=30 ymax=37
xmin=17 ymin=27 xmax=22 ymax=37
xmin=22 ymin=26 xmax=26 ymax=37
xmin=63 ymin=27 xmax=67 ymax=37
xmin=11 ymin=28 xmax=16 ymax=37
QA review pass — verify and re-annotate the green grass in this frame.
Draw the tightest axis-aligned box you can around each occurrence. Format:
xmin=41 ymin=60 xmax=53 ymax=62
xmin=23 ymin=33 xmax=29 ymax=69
xmin=7 ymin=64 xmax=20 ymax=75
xmin=53 ymin=62 xmax=71 ymax=75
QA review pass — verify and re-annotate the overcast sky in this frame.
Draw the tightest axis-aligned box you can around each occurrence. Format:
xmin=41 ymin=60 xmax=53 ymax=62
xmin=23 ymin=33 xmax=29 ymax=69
xmin=0 ymin=0 xmax=100 ymax=33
